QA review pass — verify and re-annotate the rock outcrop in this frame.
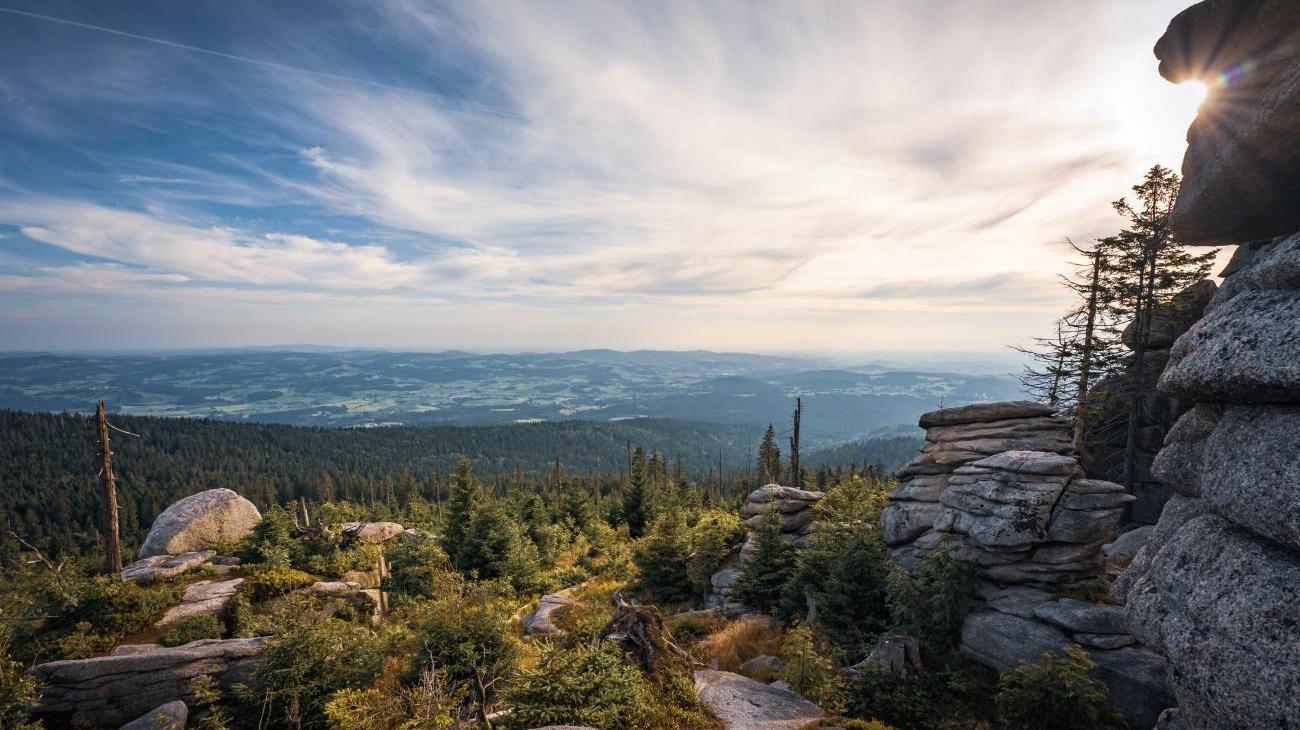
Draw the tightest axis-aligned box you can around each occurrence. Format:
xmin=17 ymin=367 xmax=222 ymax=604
xmin=140 ymin=489 xmax=261 ymax=558
xmin=33 ymin=638 xmax=264 ymax=727
xmin=882 ymin=401 xmax=1075 ymax=568
xmin=882 ymin=402 xmax=1169 ymax=727
xmin=343 ymin=521 xmax=405 ymax=544
xmin=121 ymin=550 xmax=215 ymax=584
xmin=706 ymin=484 xmax=823 ymax=609
xmin=693 ymin=669 xmax=825 ymax=730
xmin=1112 ymin=5 xmax=1300 ymax=728
xmin=522 ymin=590 xmax=580 ymax=636
xmin=155 ymin=578 xmax=243 ymax=630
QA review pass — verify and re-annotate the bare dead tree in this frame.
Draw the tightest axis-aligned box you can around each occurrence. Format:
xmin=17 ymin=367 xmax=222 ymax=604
xmin=788 ymin=397 xmax=802 ymax=489
xmin=94 ymin=401 xmax=123 ymax=574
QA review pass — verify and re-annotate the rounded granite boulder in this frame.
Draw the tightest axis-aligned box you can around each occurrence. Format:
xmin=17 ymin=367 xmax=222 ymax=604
xmin=140 ymin=488 xmax=262 ymax=558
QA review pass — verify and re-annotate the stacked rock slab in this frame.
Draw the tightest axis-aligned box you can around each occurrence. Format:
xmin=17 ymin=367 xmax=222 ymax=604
xmin=707 ymin=485 xmax=822 ymax=608
xmin=1114 ymin=3 xmax=1300 ymax=727
xmin=32 ymin=638 xmax=264 ymax=727
xmin=738 ymin=485 xmax=823 ymax=556
xmin=937 ymin=450 xmax=1133 ymax=586
xmin=881 ymin=401 xmax=1075 ymax=568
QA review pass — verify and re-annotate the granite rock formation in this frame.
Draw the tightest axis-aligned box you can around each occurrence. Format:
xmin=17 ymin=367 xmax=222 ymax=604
xmin=882 ymin=402 xmax=1170 ymax=727
xmin=882 ymin=401 xmax=1078 ymax=570
xmin=1113 ymin=5 xmax=1300 ymax=727
xmin=693 ymin=669 xmax=825 ymax=730
xmin=737 ymin=485 xmax=823 ymax=553
xmin=32 ymin=638 xmax=265 ymax=727
xmin=139 ymin=489 xmax=261 ymax=558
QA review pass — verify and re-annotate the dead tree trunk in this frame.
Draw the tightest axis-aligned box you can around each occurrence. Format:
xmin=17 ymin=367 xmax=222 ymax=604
xmin=95 ymin=401 xmax=123 ymax=574
xmin=789 ymin=398 xmax=802 ymax=489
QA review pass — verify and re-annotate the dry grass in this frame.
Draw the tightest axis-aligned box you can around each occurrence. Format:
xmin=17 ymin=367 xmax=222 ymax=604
xmin=692 ymin=615 xmax=784 ymax=673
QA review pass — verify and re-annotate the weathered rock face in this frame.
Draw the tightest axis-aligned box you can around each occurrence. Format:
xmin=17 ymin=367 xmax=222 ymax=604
xmin=33 ymin=638 xmax=264 ymax=727
xmin=140 ymin=489 xmax=261 ymax=558
xmin=895 ymin=446 xmax=1131 ymax=586
xmin=1082 ymin=279 xmax=1217 ymax=524
xmin=522 ymin=590 xmax=580 ymax=636
xmin=343 ymin=521 xmax=405 ymax=544
xmin=121 ymin=550 xmax=215 ymax=584
xmin=693 ymin=669 xmax=825 ymax=730
xmin=1116 ymin=9 xmax=1300 ymax=724
xmin=960 ymin=610 xmax=1172 ymax=730
xmin=882 ymin=402 xmax=1077 ymax=568
xmin=155 ymin=578 xmax=243 ymax=630
xmin=737 ymin=485 xmax=823 ymax=545
xmin=1154 ymin=0 xmax=1300 ymax=245
xmin=885 ymin=404 xmax=1167 ymax=726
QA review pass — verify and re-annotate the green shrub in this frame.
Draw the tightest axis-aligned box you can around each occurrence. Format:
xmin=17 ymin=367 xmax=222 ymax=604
xmin=780 ymin=525 xmax=890 ymax=662
xmin=323 ymin=659 xmax=461 ymax=730
xmin=996 ymin=646 xmax=1127 ymax=730
xmin=188 ymin=675 xmax=232 ymax=730
xmin=455 ymin=502 xmax=543 ymax=593
xmin=780 ymin=625 xmax=844 ymax=712
xmin=40 ymin=576 xmax=179 ymax=659
xmin=247 ymin=604 xmax=391 ymax=729
xmin=383 ymin=540 xmax=459 ymax=600
xmin=159 ymin=613 xmax=224 ymax=647
xmin=846 ymin=661 xmax=991 ymax=730
xmin=579 ymin=523 xmax=635 ymax=581
xmin=505 ymin=642 xmax=651 ymax=729
xmin=237 ymin=505 xmax=300 ymax=568
xmin=885 ymin=546 xmax=975 ymax=664
xmin=634 ymin=510 xmax=694 ymax=603
xmin=416 ymin=586 xmax=520 ymax=724
xmin=0 ymin=628 xmax=42 ymax=730
xmin=239 ymin=565 xmax=315 ymax=602
xmin=686 ymin=510 xmax=742 ymax=598
xmin=730 ymin=511 xmax=797 ymax=613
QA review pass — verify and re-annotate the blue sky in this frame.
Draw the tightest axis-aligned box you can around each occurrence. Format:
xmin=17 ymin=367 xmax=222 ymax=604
xmin=0 ymin=0 xmax=1213 ymax=352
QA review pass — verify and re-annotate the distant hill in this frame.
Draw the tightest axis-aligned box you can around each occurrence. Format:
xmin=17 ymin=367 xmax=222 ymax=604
xmin=0 ymin=349 xmax=1023 ymax=444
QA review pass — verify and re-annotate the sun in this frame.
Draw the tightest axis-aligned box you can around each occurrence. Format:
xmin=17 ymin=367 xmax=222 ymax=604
xmin=1180 ymin=79 xmax=1210 ymax=107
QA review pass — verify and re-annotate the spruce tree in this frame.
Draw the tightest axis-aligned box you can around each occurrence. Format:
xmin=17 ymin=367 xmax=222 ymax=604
xmin=442 ymin=457 xmax=480 ymax=561
xmin=731 ymin=510 xmax=797 ymax=612
xmin=757 ymin=424 xmax=783 ymax=484
xmin=622 ymin=447 xmax=650 ymax=537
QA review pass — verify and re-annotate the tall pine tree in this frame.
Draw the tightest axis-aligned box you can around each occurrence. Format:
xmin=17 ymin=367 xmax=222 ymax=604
xmin=442 ymin=456 xmax=480 ymax=561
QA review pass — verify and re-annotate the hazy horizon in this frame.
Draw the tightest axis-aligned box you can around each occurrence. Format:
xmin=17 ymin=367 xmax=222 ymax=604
xmin=1 ymin=1 xmax=1214 ymax=351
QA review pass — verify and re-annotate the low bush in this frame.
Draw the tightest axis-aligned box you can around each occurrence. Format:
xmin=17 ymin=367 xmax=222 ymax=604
xmin=245 ymin=603 xmax=393 ymax=729
xmin=505 ymin=642 xmax=650 ymax=729
xmin=160 ymin=613 xmax=224 ymax=647
xmin=780 ymin=625 xmax=844 ymax=712
xmin=37 ymin=575 xmax=179 ymax=660
xmin=846 ymin=661 xmax=992 ymax=730
xmin=239 ymin=565 xmax=315 ymax=602
xmin=323 ymin=658 xmax=461 ymax=730
xmin=885 ymin=545 xmax=976 ymax=665
xmin=634 ymin=510 xmax=693 ymax=603
xmin=415 ymin=585 xmax=520 ymax=724
xmin=995 ymin=646 xmax=1127 ymax=730
xmin=0 ymin=627 xmax=42 ymax=730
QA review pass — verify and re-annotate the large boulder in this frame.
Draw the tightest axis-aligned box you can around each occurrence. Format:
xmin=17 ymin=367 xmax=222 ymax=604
xmin=140 ymin=489 xmax=261 ymax=558
xmin=1123 ymin=513 xmax=1300 ymax=729
xmin=343 ymin=521 xmax=405 ymax=544
xmin=1159 ymin=289 xmax=1300 ymax=402
xmin=693 ymin=670 xmax=825 ymax=730
xmin=1155 ymin=0 xmax=1300 ymax=244
xmin=32 ymin=638 xmax=264 ymax=727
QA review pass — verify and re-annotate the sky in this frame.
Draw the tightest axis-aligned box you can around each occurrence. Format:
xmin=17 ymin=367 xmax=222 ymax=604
xmin=0 ymin=0 xmax=1215 ymax=353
